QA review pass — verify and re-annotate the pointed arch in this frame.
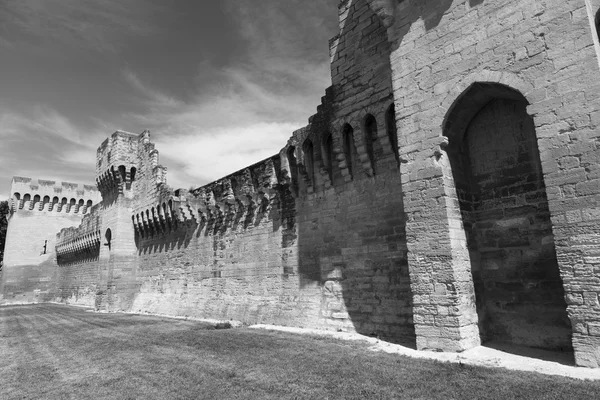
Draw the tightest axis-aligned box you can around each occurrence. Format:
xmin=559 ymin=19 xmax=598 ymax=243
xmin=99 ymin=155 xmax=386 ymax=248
xmin=303 ymin=139 xmax=315 ymax=185
xmin=342 ymin=123 xmax=357 ymax=179
xmin=363 ymin=114 xmax=378 ymax=175
xmin=118 ymin=165 xmax=126 ymax=182
xmin=443 ymin=82 xmax=571 ymax=350
xmin=105 ymin=228 xmax=112 ymax=250
xmin=287 ymin=146 xmax=299 ymax=193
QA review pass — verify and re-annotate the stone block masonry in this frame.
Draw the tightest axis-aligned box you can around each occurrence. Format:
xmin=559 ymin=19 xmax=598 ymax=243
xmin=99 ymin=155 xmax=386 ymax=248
xmin=1 ymin=177 xmax=101 ymax=304
xmin=3 ymin=0 xmax=600 ymax=368
xmin=386 ymin=0 xmax=600 ymax=366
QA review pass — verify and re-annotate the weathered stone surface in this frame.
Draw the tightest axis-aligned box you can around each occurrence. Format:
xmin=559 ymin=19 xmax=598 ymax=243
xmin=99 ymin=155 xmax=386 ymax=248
xmin=0 ymin=178 xmax=101 ymax=304
xmin=3 ymin=0 xmax=600 ymax=368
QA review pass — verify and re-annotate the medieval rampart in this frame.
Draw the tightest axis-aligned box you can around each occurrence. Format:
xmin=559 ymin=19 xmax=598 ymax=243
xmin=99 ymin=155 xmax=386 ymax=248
xmin=1 ymin=177 xmax=101 ymax=304
xmin=4 ymin=0 xmax=600 ymax=368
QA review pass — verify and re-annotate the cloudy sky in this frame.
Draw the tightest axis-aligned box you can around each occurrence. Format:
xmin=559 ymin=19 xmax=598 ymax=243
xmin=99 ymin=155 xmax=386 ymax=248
xmin=0 ymin=0 xmax=338 ymax=199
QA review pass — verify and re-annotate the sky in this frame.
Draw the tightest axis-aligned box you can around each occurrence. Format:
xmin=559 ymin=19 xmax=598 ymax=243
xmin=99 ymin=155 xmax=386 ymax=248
xmin=0 ymin=0 xmax=339 ymax=199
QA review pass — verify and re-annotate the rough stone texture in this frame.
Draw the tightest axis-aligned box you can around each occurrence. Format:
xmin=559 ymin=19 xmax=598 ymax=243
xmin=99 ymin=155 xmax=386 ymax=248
xmin=54 ymin=208 xmax=102 ymax=307
xmin=3 ymin=0 xmax=600 ymax=367
xmin=0 ymin=177 xmax=101 ymax=303
xmin=452 ymin=97 xmax=572 ymax=350
xmin=389 ymin=0 xmax=600 ymax=366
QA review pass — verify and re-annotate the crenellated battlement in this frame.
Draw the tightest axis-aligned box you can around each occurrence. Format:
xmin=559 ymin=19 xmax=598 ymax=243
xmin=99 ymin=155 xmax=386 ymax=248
xmin=95 ymin=130 xmax=168 ymax=199
xmin=55 ymin=207 xmax=102 ymax=266
xmin=131 ymin=155 xmax=282 ymax=239
xmin=9 ymin=176 xmax=101 ymax=215
xmin=5 ymin=0 xmax=600 ymax=369
xmin=96 ymin=130 xmax=140 ymax=176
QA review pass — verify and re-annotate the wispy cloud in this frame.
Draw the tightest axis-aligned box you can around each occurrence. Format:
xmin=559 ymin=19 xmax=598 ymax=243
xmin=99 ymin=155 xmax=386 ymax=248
xmin=121 ymin=67 xmax=305 ymax=188
xmin=0 ymin=0 xmax=339 ymax=196
xmin=155 ymin=122 xmax=298 ymax=190
xmin=0 ymin=0 xmax=160 ymax=53
xmin=119 ymin=0 xmax=338 ymax=189
xmin=225 ymin=0 xmax=336 ymax=87
xmin=0 ymin=106 xmax=80 ymax=145
xmin=0 ymin=105 xmax=103 ymax=189
xmin=123 ymin=70 xmax=183 ymax=110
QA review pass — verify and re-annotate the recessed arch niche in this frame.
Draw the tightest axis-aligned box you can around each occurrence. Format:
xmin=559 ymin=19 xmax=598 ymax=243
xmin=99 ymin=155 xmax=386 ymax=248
xmin=443 ymin=82 xmax=572 ymax=351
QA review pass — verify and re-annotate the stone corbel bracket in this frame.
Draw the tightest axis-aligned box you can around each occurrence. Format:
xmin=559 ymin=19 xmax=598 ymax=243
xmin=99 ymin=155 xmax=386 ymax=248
xmin=206 ymin=190 xmax=224 ymax=223
xmin=256 ymin=159 xmax=279 ymax=214
xmin=56 ymin=230 xmax=101 ymax=265
xmin=434 ymin=136 xmax=449 ymax=159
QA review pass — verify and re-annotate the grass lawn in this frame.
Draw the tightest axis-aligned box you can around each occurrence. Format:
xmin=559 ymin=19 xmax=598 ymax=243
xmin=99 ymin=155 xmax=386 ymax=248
xmin=1 ymin=304 xmax=599 ymax=399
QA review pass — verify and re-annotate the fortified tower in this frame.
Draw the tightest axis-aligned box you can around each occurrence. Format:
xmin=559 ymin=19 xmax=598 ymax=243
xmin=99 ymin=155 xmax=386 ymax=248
xmin=0 ymin=177 xmax=101 ymax=303
xmin=92 ymin=130 xmax=169 ymax=310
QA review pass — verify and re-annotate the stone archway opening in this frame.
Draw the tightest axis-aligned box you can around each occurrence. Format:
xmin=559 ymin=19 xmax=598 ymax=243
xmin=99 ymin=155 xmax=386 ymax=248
xmin=105 ymin=228 xmax=112 ymax=251
xmin=444 ymin=82 xmax=572 ymax=352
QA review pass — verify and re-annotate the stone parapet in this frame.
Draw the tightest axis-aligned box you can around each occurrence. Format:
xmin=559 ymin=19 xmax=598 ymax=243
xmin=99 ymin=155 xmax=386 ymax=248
xmin=9 ymin=176 xmax=100 ymax=215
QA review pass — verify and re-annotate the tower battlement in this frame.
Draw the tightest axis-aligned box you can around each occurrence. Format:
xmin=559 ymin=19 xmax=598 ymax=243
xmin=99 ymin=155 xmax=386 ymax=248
xmin=9 ymin=176 xmax=101 ymax=214
xmin=96 ymin=130 xmax=140 ymax=176
xmin=95 ymin=130 xmax=167 ymax=199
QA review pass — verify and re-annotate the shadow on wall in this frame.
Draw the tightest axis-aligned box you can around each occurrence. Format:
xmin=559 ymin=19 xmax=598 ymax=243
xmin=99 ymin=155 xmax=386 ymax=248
xmin=402 ymin=0 xmax=454 ymax=31
xmin=292 ymin=0 xmax=460 ymax=347
xmin=365 ymin=0 xmax=456 ymax=51
xmin=134 ymin=198 xmax=279 ymax=256
xmin=136 ymin=221 xmax=194 ymax=255
xmin=443 ymin=82 xmax=573 ymax=354
xmin=128 ymin=0 xmax=485 ymax=348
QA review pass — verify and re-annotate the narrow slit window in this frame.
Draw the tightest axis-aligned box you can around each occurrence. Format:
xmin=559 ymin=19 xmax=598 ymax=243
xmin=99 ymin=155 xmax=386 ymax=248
xmin=287 ymin=146 xmax=299 ymax=191
xmin=364 ymin=114 xmax=378 ymax=174
xmin=303 ymin=139 xmax=315 ymax=185
xmin=343 ymin=124 xmax=355 ymax=179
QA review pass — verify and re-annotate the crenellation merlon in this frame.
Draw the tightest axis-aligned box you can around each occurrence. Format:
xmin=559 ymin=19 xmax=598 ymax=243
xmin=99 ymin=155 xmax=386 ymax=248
xmin=95 ymin=129 xmax=165 ymax=193
xmin=56 ymin=206 xmax=101 ymax=247
xmin=96 ymin=130 xmax=145 ymax=177
xmin=9 ymin=176 xmax=101 ymax=214
xmin=130 ymin=154 xmax=283 ymax=233
xmin=10 ymin=176 xmax=100 ymax=199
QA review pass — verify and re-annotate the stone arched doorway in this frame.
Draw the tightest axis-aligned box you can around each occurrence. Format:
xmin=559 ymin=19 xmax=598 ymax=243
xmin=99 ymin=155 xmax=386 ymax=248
xmin=444 ymin=83 xmax=572 ymax=351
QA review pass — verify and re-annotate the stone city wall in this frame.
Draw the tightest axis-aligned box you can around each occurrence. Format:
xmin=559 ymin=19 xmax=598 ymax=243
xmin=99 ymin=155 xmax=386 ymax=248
xmin=54 ymin=207 xmax=103 ymax=307
xmin=1 ymin=177 xmax=101 ymax=304
xmin=383 ymin=0 xmax=600 ymax=367
xmin=4 ymin=0 xmax=600 ymax=368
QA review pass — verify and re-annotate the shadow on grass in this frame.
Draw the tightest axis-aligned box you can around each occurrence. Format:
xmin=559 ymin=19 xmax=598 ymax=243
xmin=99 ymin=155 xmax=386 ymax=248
xmin=484 ymin=341 xmax=575 ymax=367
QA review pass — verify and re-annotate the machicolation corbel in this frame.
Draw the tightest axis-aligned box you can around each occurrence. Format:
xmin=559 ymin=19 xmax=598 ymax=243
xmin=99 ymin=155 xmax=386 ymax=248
xmin=433 ymin=136 xmax=450 ymax=160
